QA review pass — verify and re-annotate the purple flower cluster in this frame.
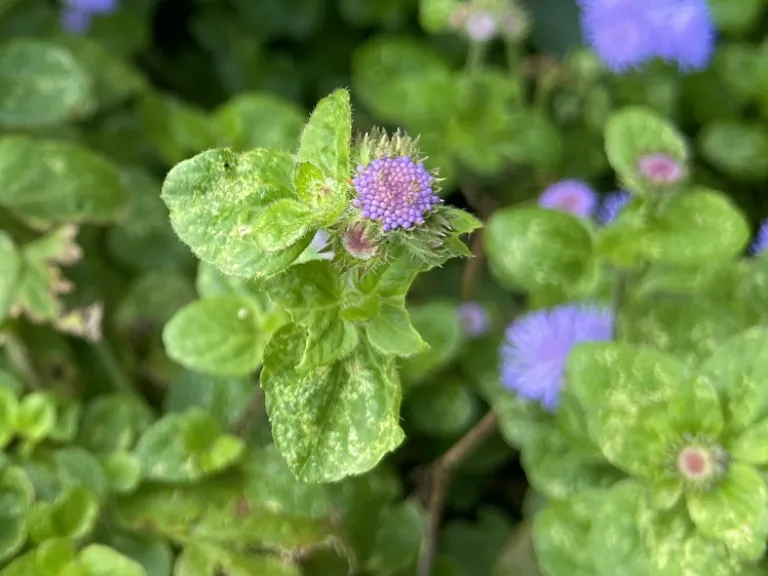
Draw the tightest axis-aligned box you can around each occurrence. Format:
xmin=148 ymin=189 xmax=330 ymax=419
xmin=352 ymin=156 xmax=441 ymax=232
xmin=597 ymin=190 xmax=631 ymax=224
xmin=61 ymin=0 xmax=118 ymax=33
xmin=579 ymin=0 xmax=715 ymax=73
xmin=538 ymin=179 xmax=598 ymax=218
xmin=751 ymin=219 xmax=768 ymax=256
xmin=500 ymin=304 xmax=613 ymax=410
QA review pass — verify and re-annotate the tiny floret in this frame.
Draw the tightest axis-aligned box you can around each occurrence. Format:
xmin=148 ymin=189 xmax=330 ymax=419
xmin=458 ymin=302 xmax=490 ymax=338
xmin=538 ymin=179 xmax=598 ymax=218
xmin=597 ymin=190 xmax=631 ymax=224
xmin=638 ymin=152 xmax=683 ymax=184
xmin=500 ymin=304 xmax=613 ymax=410
xmin=751 ymin=219 xmax=768 ymax=256
xmin=352 ymin=156 xmax=441 ymax=232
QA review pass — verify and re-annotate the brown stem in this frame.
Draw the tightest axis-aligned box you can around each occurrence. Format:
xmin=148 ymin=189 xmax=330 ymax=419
xmin=416 ymin=411 xmax=498 ymax=576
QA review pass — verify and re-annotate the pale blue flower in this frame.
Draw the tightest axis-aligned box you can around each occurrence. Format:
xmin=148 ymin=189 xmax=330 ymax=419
xmin=500 ymin=304 xmax=613 ymax=410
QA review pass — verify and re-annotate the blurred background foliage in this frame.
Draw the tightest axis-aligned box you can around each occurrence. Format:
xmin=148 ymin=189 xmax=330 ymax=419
xmin=0 ymin=0 xmax=767 ymax=574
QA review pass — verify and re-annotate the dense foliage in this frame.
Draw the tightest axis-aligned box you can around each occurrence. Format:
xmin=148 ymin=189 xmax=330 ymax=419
xmin=1 ymin=0 xmax=768 ymax=574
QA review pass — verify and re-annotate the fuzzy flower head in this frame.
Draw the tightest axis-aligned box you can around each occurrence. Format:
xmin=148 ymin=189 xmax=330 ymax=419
xmin=638 ymin=152 xmax=683 ymax=185
xmin=671 ymin=435 xmax=729 ymax=491
xmin=501 ymin=304 xmax=614 ymax=410
xmin=458 ymin=302 xmax=490 ymax=338
xmin=579 ymin=0 xmax=715 ymax=73
xmin=597 ymin=190 xmax=631 ymax=224
xmin=538 ymin=179 xmax=598 ymax=218
xmin=751 ymin=219 xmax=768 ymax=256
xmin=61 ymin=0 xmax=118 ymax=33
xmin=352 ymin=129 xmax=441 ymax=232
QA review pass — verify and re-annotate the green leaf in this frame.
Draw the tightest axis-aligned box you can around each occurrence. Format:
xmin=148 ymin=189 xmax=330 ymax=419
xmin=100 ymin=452 xmax=142 ymax=495
xmin=213 ymin=92 xmax=305 ymax=152
xmin=54 ymin=447 xmax=109 ymax=499
xmin=698 ymin=326 xmax=768 ymax=435
xmin=405 ymin=382 xmax=479 ymax=439
xmin=115 ymin=448 xmax=337 ymax=553
xmin=699 ymin=120 xmax=768 ymax=181
xmin=261 ymin=324 xmax=404 ymax=482
xmin=365 ymin=501 xmax=425 ymax=575
xmin=134 ymin=410 xmax=243 ymax=483
xmin=352 ymin=37 xmax=452 ymax=126
xmin=106 ymin=168 xmax=195 ymax=273
xmin=566 ymin=343 xmax=693 ymax=479
xmin=139 ymin=92 xmax=214 ymax=166
xmin=54 ymin=36 xmax=146 ymax=110
xmin=78 ymin=544 xmax=147 ymax=576
xmin=163 ymin=296 xmax=264 ymax=377
xmin=253 ymin=198 xmax=314 ymax=253
xmin=0 ymin=386 xmax=18 ymax=449
xmin=0 ymin=467 xmax=34 ymax=563
xmin=521 ymin=428 xmax=622 ymax=500
xmin=366 ymin=302 xmax=428 ymax=357
xmin=77 ymin=394 xmax=153 ymax=453
xmin=161 ymin=148 xmax=312 ymax=279
xmin=401 ymin=301 xmax=463 ymax=385
xmin=0 ymin=39 xmax=93 ymax=128
xmin=588 ymin=480 xmax=654 ymax=575
xmin=0 ymin=231 xmax=20 ymax=323
xmin=532 ymin=490 xmax=603 ymax=575
xmin=99 ymin=531 xmax=173 ymax=576
xmin=15 ymin=392 xmax=57 ymax=443
xmin=301 ymin=310 xmax=359 ymax=369
xmin=635 ymin=189 xmax=749 ymax=265
xmin=297 ymin=88 xmax=351 ymax=184
xmin=0 ymin=136 xmax=129 ymax=225
xmin=484 ymin=207 xmax=595 ymax=300
xmin=263 ymin=261 xmax=341 ymax=311
xmin=50 ymin=486 xmax=100 ymax=540
xmin=604 ymin=106 xmax=688 ymax=194
xmin=687 ymin=463 xmax=768 ymax=561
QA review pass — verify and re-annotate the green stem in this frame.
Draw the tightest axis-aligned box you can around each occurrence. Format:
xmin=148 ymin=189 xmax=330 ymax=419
xmin=465 ymin=41 xmax=486 ymax=76
xmin=92 ymin=340 xmax=137 ymax=395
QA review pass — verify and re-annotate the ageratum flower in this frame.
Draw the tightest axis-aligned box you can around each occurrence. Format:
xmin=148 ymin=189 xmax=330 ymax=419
xmin=597 ymin=190 xmax=631 ymax=224
xmin=61 ymin=0 xmax=118 ymax=33
xmin=638 ymin=152 xmax=683 ymax=184
xmin=538 ymin=179 xmax=598 ymax=218
xmin=751 ymin=219 xmax=768 ymax=256
xmin=352 ymin=156 xmax=441 ymax=232
xmin=500 ymin=304 xmax=614 ymax=410
xmin=579 ymin=0 xmax=714 ymax=73
xmin=458 ymin=302 xmax=490 ymax=338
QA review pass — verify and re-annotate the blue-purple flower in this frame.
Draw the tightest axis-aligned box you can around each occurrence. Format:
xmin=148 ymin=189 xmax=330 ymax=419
xmin=308 ymin=229 xmax=335 ymax=261
xmin=751 ymin=219 xmax=768 ymax=256
xmin=500 ymin=304 xmax=614 ymax=410
xmin=352 ymin=156 xmax=441 ymax=232
xmin=61 ymin=0 xmax=118 ymax=33
xmin=578 ymin=0 xmax=715 ymax=73
xmin=538 ymin=179 xmax=598 ymax=218
xmin=458 ymin=302 xmax=490 ymax=338
xmin=597 ymin=190 xmax=631 ymax=224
